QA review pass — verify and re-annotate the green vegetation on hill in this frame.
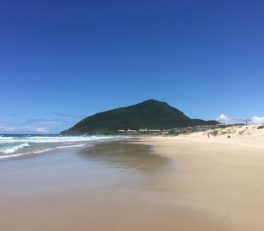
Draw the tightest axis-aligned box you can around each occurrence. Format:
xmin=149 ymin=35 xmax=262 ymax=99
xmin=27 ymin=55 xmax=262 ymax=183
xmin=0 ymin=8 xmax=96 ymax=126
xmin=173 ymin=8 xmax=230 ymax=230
xmin=61 ymin=99 xmax=218 ymax=135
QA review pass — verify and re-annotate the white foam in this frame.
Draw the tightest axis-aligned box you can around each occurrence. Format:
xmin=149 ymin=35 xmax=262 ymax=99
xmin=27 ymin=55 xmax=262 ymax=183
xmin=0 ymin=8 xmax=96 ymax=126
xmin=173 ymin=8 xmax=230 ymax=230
xmin=0 ymin=136 xmax=123 ymax=144
xmin=0 ymin=143 xmax=30 ymax=154
xmin=0 ymin=135 xmax=128 ymax=160
xmin=0 ymin=143 xmax=86 ymax=160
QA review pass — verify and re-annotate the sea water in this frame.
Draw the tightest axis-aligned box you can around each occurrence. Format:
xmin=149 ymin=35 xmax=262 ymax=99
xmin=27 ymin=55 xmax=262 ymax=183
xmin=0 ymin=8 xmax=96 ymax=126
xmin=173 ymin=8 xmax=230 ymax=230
xmin=0 ymin=134 xmax=126 ymax=159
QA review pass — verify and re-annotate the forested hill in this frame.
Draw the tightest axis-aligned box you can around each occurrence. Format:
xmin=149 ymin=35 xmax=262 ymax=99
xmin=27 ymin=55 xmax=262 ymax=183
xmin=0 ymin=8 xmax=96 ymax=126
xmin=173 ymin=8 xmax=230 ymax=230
xmin=61 ymin=99 xmax=218 ymax=135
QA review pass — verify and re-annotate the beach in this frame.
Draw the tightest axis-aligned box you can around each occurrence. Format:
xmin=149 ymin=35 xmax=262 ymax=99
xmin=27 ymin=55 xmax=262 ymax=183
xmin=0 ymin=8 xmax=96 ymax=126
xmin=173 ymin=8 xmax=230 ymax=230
xmin=138 ymin=125 xmax=264 ymax=231
xmin=2 ymin=0 xmax=263 ymax=230
xmin=1 ymin=126 xmax=264 ymax=231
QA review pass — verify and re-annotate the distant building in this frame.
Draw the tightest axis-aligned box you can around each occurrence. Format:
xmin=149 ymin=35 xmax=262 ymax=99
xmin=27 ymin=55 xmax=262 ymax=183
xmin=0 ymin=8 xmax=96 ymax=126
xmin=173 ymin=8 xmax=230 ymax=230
xmin=127 ymin=129 xmax=137 ymax=135
xmin=148 ymin=129 xmax=161 ymax=135
xmin=138 ymin=129 xmax=148 ymax=134
xmin=118 ymin=130 xmax=126 ymax=133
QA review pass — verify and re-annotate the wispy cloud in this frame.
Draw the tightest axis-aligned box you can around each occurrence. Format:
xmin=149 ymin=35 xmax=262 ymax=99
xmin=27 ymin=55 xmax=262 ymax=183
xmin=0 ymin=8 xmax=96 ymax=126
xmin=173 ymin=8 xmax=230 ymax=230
xmin=0 ymin=113 xmax=18 ymax=117
xmin=0 ymin=123 xmax=49 ymax=134
xmin=7 ymin=113 xmax=18 ymax=117
xmin=0 ymin=119 xmax=76 ymax=134
xmin=0 ymin=124 xmax=15 ymax=132
xmin=217 ymin=114 xmax=264 ymax=125
xmin=22 ymin=119 xmax=64 ymax=127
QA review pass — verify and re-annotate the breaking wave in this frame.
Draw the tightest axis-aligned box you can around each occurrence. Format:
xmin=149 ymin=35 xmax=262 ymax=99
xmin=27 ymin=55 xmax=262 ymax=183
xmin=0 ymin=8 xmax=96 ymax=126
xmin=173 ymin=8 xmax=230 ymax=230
xmin=0 ymin=135 xmax=127 ymax=160
xmin=0 ymin=143 xmax=30 ymax=154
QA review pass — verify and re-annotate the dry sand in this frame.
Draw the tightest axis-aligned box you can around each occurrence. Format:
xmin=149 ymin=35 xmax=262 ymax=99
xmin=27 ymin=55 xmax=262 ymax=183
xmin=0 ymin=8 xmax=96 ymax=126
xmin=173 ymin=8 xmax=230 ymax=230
xmin=139 ymin=125 xmax=264 ymax=231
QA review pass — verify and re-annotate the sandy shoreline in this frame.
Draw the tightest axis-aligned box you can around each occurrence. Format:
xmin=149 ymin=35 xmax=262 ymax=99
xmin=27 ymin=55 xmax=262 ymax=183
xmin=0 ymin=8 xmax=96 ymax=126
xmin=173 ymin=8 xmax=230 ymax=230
xmin=138 ymin=132 xmax=264 ymax=231
xmin=1 ymin=130 xmax=264 ymax=231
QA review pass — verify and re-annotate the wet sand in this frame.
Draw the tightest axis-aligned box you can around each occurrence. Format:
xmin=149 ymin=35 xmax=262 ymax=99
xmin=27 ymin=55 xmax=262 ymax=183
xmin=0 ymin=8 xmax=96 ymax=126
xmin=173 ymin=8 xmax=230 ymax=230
xmin=0 ymin=140 xmax=234 ymax=231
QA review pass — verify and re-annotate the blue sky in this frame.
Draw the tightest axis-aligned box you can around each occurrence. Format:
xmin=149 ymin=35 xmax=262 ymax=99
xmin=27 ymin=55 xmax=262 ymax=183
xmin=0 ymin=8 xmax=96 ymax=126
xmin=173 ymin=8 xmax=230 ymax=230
xmin=1 ymin=0 xmax=264 ymax=133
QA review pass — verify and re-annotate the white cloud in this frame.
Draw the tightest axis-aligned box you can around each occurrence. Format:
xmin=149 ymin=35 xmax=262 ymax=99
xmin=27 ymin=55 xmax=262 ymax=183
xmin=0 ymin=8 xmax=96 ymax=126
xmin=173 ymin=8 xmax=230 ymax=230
xmin=216 ymin=114 xmax=244 ymax=124
xmin=20 ymin=126 xmax=50 ymax=133
xmin=0 ymin=125 xmax=15 ymax=132
xmin=217 ymin=114 xmax=231 ymax=124
xmin=0 ymin=125 xmax=49 ymax=134
xmin=250 ymin=116 xmax=264 ymax=125
xmin=217 ymin=114 xmax=264 ymax=125
xmin=35 ymin=127 xmax=49 ymax=133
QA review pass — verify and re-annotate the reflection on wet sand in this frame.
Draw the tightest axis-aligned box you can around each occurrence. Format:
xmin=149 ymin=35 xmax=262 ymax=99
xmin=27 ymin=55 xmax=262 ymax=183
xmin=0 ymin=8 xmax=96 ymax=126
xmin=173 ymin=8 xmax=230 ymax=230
xmin=0 ymin=140 xmax=232 ymax=231
xmin=80 ymin=141 xmax=169 ymax=171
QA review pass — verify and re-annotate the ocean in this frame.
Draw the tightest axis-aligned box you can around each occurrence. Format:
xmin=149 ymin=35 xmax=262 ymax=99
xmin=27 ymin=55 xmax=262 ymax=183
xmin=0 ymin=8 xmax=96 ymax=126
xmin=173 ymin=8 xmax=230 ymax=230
xmin=0 ymin=134 xmax=126 ymax=159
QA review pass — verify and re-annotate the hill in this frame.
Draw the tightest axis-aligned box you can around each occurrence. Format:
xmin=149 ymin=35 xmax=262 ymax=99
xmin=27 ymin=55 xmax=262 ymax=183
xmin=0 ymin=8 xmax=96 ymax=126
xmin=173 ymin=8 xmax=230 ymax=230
xmin=61 ymin=99 xmax=218 ymax=135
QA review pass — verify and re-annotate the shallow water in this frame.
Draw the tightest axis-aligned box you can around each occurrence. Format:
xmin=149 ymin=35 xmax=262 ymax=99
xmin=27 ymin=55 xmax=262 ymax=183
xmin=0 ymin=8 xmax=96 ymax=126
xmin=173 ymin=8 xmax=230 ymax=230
xmin=79 ymin=141 xmax=169 ymax=171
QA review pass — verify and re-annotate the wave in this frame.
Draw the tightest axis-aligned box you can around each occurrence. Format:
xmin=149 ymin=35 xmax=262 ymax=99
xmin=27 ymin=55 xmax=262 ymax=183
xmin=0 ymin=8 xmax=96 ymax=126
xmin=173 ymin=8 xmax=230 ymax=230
xmin=0 ymin=137 xmax=15 ymax=142
xmin=0 ymin=135 xmax=128 ymax=160
xmin=0 ymin=135 xmax=123 ymax=144
xmin=0 ymin=143 xmax=86 ymax=160
xmin=0 ymin=143 xmax=30 ymax=154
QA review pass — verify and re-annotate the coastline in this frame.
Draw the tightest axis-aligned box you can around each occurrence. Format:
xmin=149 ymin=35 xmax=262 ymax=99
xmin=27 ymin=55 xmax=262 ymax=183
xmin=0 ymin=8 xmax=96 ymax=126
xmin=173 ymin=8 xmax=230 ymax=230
xmin=1 ymin=134 xmax=264 ymax=231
